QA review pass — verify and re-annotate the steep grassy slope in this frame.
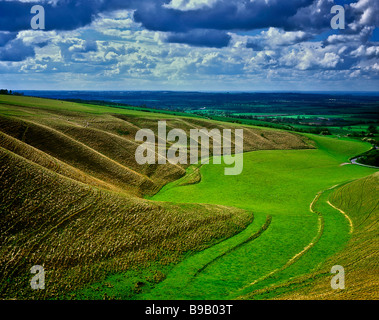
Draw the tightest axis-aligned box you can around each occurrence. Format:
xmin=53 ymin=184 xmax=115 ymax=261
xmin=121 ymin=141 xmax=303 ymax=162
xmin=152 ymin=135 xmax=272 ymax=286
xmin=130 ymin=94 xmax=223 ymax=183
xmin=0 ymin=147 xmax=254 ymax=299
xmin=0 ymin=95 xmax=313 ymax=299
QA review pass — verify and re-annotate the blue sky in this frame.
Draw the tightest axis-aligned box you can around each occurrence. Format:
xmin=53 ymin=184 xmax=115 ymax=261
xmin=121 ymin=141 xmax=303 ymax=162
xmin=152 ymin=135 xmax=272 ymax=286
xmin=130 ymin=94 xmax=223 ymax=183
xmin=0 ymin=0 xmax=378 ymax=91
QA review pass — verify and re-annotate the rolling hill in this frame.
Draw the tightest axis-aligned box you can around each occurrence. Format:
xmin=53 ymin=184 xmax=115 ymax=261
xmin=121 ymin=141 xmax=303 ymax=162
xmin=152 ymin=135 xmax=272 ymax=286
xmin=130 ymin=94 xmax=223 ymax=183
xmin=0 ymin=95 xmax=315 ymax=299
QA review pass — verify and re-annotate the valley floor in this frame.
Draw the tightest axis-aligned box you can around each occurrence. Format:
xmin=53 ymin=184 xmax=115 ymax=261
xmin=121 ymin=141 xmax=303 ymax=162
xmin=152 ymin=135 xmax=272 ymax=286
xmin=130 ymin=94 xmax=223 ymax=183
xmin=136 ymin=135 xmax=378 ymax=300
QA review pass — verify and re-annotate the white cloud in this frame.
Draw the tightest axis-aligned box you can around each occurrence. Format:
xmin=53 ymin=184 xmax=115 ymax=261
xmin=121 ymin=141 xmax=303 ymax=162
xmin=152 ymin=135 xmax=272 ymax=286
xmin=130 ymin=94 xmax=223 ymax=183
xmin=263 ymin=28 xmax=311 ymax=47
xmin=349 ymin=0 xmax=379 ymax=31
xmin=280 ymin=43 xmax=341 ymax=70
xmin=164 ymin=0 xmax=219 ymax=11
xmin=351 ymin=45 xmax=379 ymax=58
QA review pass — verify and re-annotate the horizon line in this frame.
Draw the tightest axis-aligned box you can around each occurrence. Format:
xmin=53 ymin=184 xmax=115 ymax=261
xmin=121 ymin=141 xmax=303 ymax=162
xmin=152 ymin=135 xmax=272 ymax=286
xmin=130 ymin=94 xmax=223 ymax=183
xmin=14 ymin=89 xmax=379 ymax=95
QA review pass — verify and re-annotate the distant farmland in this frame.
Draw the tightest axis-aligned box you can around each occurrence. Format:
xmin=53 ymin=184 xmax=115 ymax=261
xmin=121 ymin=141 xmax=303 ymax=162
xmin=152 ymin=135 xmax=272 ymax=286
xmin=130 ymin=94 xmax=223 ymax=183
xmin=21 ymin=90 xmax=379 ymax=137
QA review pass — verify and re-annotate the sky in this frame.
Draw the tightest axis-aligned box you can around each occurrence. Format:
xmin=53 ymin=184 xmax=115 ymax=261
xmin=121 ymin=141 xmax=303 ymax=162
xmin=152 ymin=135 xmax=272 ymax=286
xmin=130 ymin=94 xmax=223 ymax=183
xmin=0 ymin=0 xmax=378 ymax=92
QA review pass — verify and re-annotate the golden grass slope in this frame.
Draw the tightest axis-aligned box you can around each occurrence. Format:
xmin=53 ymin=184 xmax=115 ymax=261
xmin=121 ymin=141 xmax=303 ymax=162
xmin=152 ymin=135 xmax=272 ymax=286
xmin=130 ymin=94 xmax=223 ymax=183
xmin=0 ymin=146 xmax=253 ymax=299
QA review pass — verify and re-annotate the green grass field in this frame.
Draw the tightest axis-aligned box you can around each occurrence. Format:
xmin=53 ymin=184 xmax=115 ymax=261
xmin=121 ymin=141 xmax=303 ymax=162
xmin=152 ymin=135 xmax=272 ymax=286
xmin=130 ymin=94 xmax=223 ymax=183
xmin=138 ymin=135 xmax=376 ymax=299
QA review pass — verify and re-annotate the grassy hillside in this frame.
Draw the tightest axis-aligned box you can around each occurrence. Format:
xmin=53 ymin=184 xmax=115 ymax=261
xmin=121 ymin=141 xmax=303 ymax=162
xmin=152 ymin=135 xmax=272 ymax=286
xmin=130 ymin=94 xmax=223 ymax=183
xmin=0 ymin=146 xmax=255 ymax=299
xmin=270 ymin=172 xmax=378 ymax=300
xmin=0 ymin=95 xmax=312 ymax=195
xmin=140 ymin=136 xmax=377 ymax=300
xmin=0 ymin=95 xmax=314 ymax=299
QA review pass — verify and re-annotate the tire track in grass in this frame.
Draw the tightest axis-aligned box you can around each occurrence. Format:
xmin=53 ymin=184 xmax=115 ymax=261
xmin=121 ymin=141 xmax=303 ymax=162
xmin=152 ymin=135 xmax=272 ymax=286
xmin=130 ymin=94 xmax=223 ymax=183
xmin=194 ymin=215 xmax=272 ymax=277
xmin=327 ymin=200 xmax=354 ymax=234
xmin=237 ymin=190 xmax=326 ymax=293
xmin=326 ymin=181 xmax=356 ymax=234
xmin=236 ymin=182 xmax=357 ymax=298
xmin=235 ymin=182 xmax=363 ymax=300
xmin=141 ymin=214 xmax=269 ymax=300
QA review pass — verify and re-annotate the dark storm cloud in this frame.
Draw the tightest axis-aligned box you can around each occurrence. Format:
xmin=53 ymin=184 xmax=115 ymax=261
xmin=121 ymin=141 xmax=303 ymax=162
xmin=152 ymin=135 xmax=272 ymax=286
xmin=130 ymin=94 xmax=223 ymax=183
xmin=166 ymin=29 xmax=231 ymax=48
xmin=0 ymin=38 xmax=34 ymax=61
xmin=0 ymin=0 xmax=126 ymax=32
xmin=246 ymin=40 xmax=266 ymax=52
xmin=0 ymin=0 xmax=378 ymax=48
xmin=0 ymin=0 xmax=316 ymax=48
xmin=0 ymin=31 xmax=17 ymax=46
xmin=0 ymin=0 xmax=138 ymax=33
xmin=0 ymin=0 xmax=348 ymax=33
xmin=0 ymin=0 xmax=143 ymax=32
xmin=133 ymin=0 xmax=315 ymax=32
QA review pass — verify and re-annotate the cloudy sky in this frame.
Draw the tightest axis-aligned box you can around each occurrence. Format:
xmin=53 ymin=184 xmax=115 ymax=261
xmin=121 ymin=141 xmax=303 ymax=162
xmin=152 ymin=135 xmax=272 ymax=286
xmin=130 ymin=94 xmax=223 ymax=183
xmin=0 ymin=0 xmax=378 ymax=91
